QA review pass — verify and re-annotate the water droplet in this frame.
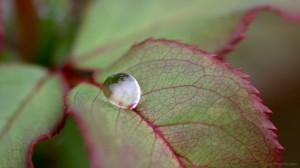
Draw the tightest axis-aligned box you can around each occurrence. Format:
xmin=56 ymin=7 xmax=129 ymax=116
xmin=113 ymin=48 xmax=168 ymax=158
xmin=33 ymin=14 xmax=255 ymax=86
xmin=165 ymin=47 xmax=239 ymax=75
xmin=103 ymin=73 xmax=141 ymax=109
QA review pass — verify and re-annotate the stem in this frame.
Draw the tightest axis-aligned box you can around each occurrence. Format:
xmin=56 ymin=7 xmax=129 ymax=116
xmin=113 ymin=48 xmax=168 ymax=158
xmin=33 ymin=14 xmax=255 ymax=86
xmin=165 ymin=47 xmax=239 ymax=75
xmin=14 ymin=0 xmax=38 ymax=61
xmin=60 ymin=64 xmax=101 ymax=88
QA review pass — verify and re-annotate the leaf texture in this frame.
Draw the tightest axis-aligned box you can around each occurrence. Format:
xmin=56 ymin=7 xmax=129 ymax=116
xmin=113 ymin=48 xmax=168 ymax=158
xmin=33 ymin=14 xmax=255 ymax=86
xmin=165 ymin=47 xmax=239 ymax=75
xmin=67 ymin=39 xmax=281 ymax=168
xmin=0 ymin=64 xmax=65 ymax=168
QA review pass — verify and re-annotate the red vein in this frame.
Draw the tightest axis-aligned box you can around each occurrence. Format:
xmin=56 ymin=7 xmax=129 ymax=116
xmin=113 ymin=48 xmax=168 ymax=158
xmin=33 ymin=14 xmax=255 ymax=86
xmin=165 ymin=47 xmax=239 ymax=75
xmin=0 ymin=73 xmax=52 ymax=140
xmin=157 ymin=122 xmax=258 ymax=162
xmin=131 ymin=108 xmax=186 ymax=168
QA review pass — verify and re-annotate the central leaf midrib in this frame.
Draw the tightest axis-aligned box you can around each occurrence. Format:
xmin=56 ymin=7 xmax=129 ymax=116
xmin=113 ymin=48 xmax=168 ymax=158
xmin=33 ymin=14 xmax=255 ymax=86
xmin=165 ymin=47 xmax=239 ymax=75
xmin=131 ymin=108 xmax=186 ymax=168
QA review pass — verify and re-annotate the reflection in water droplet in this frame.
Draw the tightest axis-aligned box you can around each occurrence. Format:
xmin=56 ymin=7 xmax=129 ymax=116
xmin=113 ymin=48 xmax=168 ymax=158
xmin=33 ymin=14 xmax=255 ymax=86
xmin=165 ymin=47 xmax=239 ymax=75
xmin=103 ymin=73 xmax=141 ymax=109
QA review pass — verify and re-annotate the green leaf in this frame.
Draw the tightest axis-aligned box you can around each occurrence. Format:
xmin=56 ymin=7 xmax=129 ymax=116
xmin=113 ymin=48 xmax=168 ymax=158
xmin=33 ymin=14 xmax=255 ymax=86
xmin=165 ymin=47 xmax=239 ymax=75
xmin=229 ymin=11 xmax=300 ymax=94
xmin=227 ymin=11 xmax=300 ymax=163
xmin=67 ymin=39 xmax=281 ymax=167
xmin=0 ymin=64 xmax=65 ymax=168
xmin=70 ymin=0 xmax=300 ymax=69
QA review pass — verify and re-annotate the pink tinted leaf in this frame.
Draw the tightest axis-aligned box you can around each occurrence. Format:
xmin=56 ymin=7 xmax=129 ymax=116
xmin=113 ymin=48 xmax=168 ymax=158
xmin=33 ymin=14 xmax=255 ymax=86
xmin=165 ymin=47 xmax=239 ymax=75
xmin=0 ymin=64 xmax=65 ymax=167
xmin=67 ymin=39 xmax=281 ymax=168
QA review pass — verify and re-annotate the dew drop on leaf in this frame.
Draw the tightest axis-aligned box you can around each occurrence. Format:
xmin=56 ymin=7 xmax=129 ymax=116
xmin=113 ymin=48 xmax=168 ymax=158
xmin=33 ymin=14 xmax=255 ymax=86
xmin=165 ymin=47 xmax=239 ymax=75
xmin=103 ymin=73 xmax=141 ymax=109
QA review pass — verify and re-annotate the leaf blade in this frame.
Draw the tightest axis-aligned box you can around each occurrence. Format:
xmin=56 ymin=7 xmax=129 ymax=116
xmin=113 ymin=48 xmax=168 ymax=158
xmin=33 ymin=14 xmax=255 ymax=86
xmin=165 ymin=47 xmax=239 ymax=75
xmin=68 ymin=39 xmax=281 ymax=167
xmin=69 ymin=84 xmax=181 ymax=168
xmin=0 ymin=64 xmax=65 ymax=168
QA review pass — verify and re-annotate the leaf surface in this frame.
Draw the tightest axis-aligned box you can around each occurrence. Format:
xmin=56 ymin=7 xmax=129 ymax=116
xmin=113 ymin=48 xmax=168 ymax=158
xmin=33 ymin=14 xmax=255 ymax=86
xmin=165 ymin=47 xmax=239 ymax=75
xmin=0 ymin=64 xmax=65 ymax=168
xmin=227 ymin=11 xmax=300 ymax=163
xmin=70 ymin=0 xmax=300 ymax=69
xmin=67 ymin=39 xmax=281 ymax=168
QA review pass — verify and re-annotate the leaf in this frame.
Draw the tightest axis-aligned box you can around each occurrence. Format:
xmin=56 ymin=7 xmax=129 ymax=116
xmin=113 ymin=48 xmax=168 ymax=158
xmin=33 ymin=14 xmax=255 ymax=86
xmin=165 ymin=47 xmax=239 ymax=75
xmin=69 ymin=0 xmax=300 ymax=69
xmin=0 ymin=64 xmax=65 ymax=168
xmin=227 ymin=11 xmax=300 ymax=163
xmin=215 ymin=6 xmax=300 ymax=60
xmin=67 ymin=39 xmax=281 ymax=168
xmin=32 ymin=117 xmax=90 ymax=168
xmin=229 ymin=11 xmax=300 ymax=95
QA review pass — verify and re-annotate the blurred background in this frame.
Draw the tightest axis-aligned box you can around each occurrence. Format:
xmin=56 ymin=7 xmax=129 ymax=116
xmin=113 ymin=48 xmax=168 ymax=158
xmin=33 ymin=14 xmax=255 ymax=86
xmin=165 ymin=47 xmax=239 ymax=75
xmin=228 ymin=11 xmax=300 ymax=166
xmin=1 ymin=0 xmax=299 ymax=167
xmin=1 ymin=0 xmax=91 ymax=167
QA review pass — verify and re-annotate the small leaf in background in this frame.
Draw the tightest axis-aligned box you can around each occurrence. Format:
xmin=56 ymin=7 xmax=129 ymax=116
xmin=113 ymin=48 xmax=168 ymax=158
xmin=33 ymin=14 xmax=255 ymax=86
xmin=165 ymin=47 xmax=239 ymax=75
xmin=0 ymin=64 xmax=65 ymax=168
xmin=67 ymin=39 xmax=281 ymax=168
xmin=70 ymin=0 xmax=300 ymax=69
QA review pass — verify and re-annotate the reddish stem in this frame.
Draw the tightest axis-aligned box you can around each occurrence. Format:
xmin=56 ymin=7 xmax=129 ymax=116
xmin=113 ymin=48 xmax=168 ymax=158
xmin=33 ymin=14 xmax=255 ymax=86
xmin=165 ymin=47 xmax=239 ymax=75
xmin=14 ymin=0 xmax=38 ymax=61
xmin=60 ymin=63 xmax=101 ymax=88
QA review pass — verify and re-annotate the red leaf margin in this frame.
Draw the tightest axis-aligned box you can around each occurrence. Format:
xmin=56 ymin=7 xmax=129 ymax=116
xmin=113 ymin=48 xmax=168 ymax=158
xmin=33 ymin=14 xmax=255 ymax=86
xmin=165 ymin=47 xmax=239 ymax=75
xmin=26 ymin=4 xmax=300 ymax=168
xmin=26 ymin=72 xmax=69 ymax=168
xmin=65 ymin=37 xmax=284 ymax=167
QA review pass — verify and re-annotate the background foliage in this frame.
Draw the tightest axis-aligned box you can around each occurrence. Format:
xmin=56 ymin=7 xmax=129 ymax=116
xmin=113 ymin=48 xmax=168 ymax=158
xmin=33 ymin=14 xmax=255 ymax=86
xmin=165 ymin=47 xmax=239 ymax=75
xmin=1 ymin=0 xmax=300 ymax=167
